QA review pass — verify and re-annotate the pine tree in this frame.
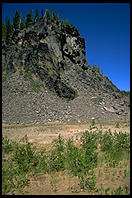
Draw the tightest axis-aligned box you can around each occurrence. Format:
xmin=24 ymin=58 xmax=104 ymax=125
xmin=51 ymin=10 xmax=60 ymax=21
xmin=34 ymin=9 xmax=39 ymax=22
xmin=19 ymin=16 xmax=25 ymax=30
xmin=64 ymin=18 xmax=70 ymax=26
xmin=44 ymin=9 xmax=51 ymax=24
xmin=4 ymin=17 xmax=12 ymax=40
xmin=2 ymin=23 xmax=7 ymax=40
xmin=26 ymin=12 xmax=33 ymax=27
xmin=52 ymin=10 xmax=56 ymax=20
xmin=56 ymin=14 xmax=60 ymax=21
xmin=45 ymin=9 xmax=50 ymax=19
xmin=93 ymin=64 xmax=100 ymax=73
xmin=13 ymin=10 xmax=21 ymax=31
xmin=41 ymin=9 xmax=44 ymax=17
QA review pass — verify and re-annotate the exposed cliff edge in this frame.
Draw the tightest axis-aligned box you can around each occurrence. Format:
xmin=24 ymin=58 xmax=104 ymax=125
xmin=2 ymin=11 xmax=130 ymax=124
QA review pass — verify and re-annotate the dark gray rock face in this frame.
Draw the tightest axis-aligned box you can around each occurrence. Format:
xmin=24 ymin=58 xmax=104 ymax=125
xmin=2 ymin=17 xmax=130 ymax=124
xmin=3 ymin=19 xmax=86 ymax=100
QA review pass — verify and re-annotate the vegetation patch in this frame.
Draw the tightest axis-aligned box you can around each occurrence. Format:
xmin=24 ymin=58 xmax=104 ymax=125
xmin=2 ymin=128 xmax=130 ymax=195
xmin=120 ymin=90 xmax=130 ymax=97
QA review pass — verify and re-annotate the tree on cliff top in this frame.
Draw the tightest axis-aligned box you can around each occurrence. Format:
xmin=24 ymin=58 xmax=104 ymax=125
xmin=13 ymin=10 xmax=21 ymax=31
xmin=2 ymin=17 xmax=12 ymax=40
xmin=26 ymin=12 xmax=33 ymax=27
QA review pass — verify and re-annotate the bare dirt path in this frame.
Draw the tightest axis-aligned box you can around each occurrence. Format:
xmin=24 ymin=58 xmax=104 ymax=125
xmin=2 ymin=121 xmax=130 ymax=146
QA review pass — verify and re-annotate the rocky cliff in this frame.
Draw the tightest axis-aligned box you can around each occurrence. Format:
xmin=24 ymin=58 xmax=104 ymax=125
xmin=2 ymin=14 xmax=130 ymax=124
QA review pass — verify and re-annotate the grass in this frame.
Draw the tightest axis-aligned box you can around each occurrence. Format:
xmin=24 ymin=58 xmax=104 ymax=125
xmin=2 ymin=129 xmax=130 ymax=195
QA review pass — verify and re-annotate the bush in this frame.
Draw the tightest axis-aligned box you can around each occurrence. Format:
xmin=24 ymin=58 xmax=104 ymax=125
xmin=80 ymin=131 xmax=98 ymax=168
xmin=2 ymin=136 xmax=18 ymax=154
xmin=33 ymin=148 xmax=47 ymax=174
xmin=66 ymin=138 xmax=86 ymax=175
xmin=2 ymin=161 xmax=16 ymax=194
xmin=100 ymin=130 xmax=130 ymax=167
xmin=100 ymin=130 xmax=114 ymax=152
xmin=114 ymin=131 xmax=130 ymax=153
xmin=48 ymin=134 xmax=65 ymax=172
xmin=2 ymin=130 xmax=130 ymax=194
xmin=66 ymin=133 xmax=98 ymax=190
xmin=13 ymin=139 xmax=38 ymax=173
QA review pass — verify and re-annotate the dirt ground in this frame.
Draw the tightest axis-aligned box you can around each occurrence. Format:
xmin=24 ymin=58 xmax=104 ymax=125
xmin=2 ymin=121 xmax=130 ymax=195
xmin=2 ymin=121 xmax=130 ymax=146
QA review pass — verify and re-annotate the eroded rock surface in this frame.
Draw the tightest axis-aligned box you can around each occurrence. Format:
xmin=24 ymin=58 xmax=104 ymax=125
xmin=2 ymin=15 xmax=130 ymax=124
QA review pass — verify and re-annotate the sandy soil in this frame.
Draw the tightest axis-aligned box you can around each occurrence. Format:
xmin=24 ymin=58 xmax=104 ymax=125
xmin=2 ymin=121 xmax=130 ymax=146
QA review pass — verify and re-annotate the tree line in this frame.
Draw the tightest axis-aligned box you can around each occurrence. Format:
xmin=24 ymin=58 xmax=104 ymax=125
xmin=2 ymin=9 xmax=61 ymax=41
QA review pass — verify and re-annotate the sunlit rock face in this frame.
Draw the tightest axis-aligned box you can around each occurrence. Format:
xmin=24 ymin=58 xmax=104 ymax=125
xmin=2 ymin=17 xmax=89 ymax=100
xmin=2 ymin=14 xmax=130 ymax=124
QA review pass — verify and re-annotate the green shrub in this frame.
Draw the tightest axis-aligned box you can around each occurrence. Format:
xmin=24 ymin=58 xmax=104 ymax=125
xmin=111 ymin=186 xmax=124 ymax=195
xmin=100 ymin=130 xmax=130 ymax=167
xmin=2 ymin=136 xmax=18 ymax=154
xmin=114 ymin=131 xmax=130 ymax=152
xmin=66 ymin=133 xmax=98 ymax=190
xmin=100 ymin=130 xmax=114 ymax=152
xmin=33 ymin=148 xmax=47 ymax=174
xmin=2 ymin=161 xmax=16 ymax=194
xmin=2 ymin=130 xmax=130 ymax=194
xmin=80 ymin=171 xmax=96 ymax=191
xmin=48 ymin=135 xmax=65 ymax=172
xmin=13 ymin=136 xmax=38 ymax=173
xmin=80 ymin=131 xmax=98 ymax=167
xmin=66 ymin=138 xmax=86 ymax=175
xmin=2 ymin=135 xmax=48 ymax=194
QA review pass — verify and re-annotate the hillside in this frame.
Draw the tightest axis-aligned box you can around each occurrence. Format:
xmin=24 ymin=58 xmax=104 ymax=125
xmin=2 ymin=11 xmax=130 ymax=125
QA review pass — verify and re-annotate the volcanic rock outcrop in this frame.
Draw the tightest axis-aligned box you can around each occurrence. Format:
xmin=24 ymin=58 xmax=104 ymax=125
xmin=2 ymin=13 xmax=130 ymax=124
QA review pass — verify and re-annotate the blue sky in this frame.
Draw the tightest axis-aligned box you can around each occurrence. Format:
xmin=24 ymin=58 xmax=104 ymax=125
xmin=2 ymin=3 xmax=130 ymax=91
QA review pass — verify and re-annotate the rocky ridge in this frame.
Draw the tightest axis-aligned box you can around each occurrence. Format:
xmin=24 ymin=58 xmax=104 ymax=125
xmin=2 ymin=14 xmax=130 ymax=124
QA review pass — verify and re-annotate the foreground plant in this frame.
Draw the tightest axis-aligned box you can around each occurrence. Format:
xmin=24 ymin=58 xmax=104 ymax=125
xmin=100 ymin=130 xmax=130 ymax=167
xmin=2 ymin=129 xmax=130 ymax=195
